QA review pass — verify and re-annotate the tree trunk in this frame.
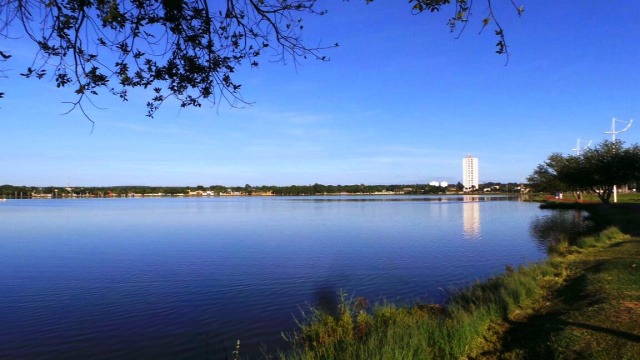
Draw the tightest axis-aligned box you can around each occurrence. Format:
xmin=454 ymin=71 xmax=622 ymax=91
xmin=572 ymin=191 xmax=583 ymax=202
xmin=593 ymin=186 xmax=612 ymax=204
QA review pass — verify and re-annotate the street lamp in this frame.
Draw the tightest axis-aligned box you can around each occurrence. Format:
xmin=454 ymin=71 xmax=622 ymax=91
xmin=572 ymin=138 xmax=591 ymax=155
xmin=604 ymin=117 xmax=633 ymax=203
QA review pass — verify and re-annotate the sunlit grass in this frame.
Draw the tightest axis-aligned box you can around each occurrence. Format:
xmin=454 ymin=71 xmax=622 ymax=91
xmin=528 ymin=192 xmax=640 ymax=204
xmin=575 ymin=226 xmax=629 ymax=249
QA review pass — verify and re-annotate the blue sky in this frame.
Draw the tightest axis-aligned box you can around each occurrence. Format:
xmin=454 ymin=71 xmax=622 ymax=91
xmin=1 ymin=1 xmax=639 ymax=187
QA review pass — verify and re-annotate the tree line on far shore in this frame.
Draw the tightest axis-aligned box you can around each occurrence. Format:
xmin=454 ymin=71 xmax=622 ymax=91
xmin=0 ymin=181 xmax=524 ymax=199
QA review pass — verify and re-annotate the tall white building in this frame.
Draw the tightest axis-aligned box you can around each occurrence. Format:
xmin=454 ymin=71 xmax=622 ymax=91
xmin=462 ymin=155 xmax=479 ymax=191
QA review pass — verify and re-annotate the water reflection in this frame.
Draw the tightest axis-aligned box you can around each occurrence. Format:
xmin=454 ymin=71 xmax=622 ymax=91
xmin=462 ymin=196 xmax=481 ymax=240
xmin=529 ymin=209 xmax=593 ymax=251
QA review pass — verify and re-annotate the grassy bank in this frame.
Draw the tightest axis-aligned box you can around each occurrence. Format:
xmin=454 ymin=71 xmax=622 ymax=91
xmin=528 ymin=192 xmax=640 ymax=204
xmin=483 ymin=228 xmax=640 ymax=359
xmin=277 ymin=206 xmax=640 ymax=359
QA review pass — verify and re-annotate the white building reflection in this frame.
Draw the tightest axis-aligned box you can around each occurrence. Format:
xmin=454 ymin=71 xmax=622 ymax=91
xmin=462 ymin=196 xmax=480 ymax=240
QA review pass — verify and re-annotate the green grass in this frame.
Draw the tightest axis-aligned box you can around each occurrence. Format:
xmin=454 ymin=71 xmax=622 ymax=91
xmin=574 ymin=227 xmax=628 ymax=249
xmin=489 ymin=238 xmax=640 ymax=359
xmin=277 ymin=207 xmax=640 ymax=360
xmin=280 ymin=262 xmax=563 ymax=359
xmin=528 ymin=191 xmax=640 ymax=204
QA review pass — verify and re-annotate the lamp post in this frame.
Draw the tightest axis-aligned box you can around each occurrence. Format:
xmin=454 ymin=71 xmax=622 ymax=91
xmin=572 ymin=138 xmax=591 ymax=155
xmin=604 ymin=118 xmax=633 ymax=203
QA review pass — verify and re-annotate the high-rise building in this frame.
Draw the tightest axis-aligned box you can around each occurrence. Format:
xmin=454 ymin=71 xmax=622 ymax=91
xmin=462 ymin=155 xmax=479 ymax=191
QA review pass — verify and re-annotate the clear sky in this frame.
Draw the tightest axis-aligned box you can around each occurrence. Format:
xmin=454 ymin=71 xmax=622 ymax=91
xmin=1 ymin=1 xmax=639 ymax=187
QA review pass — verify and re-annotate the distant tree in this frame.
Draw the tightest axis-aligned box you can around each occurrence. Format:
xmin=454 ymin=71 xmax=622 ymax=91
xmin=163 ymin=187 xmax=181 ymax=195
xmin=527 ymin=153 xmax=574 ymax=194
xmin=455 ymin=182 xmax=464 ymax=192
xmin=0 ymin=0 xmax=523 ymax=119
xmin=206 ymin=185 xmax=225 ymax=195
xmin=505 ymin=182 xmax=519 ymax=193
xmin=312 ymin=183 xmax=326 ymax=194
xmin=425 ymin=185 xmax=445 ymax=194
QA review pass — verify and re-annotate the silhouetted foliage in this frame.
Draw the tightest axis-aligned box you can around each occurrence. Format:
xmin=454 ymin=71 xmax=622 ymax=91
xmin=0 ymin=0 xmax=523 ymax=118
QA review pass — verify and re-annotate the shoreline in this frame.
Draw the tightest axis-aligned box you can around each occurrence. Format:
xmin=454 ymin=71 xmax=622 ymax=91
xmin=277 ymin=204 xmax=640 ymax=359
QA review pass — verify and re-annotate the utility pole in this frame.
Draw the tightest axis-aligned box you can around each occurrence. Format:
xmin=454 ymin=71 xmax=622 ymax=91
xmin=572 ymin=138 xmax=591 ymax=155
xmin=604 ymin=118 xmax=633 ymax=203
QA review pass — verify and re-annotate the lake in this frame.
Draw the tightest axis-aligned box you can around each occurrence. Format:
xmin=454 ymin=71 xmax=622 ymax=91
xmin=0 ymin=195 xmax=579 ymax=359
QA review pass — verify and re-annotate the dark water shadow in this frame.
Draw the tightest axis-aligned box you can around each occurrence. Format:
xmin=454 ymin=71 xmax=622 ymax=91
xmin=312 ymin=284 xmax=340 ymax=318
xmin=203 ymin=331 xmax=237 ymax=360
xmin=529 ymin=209 xmax=594 ymax=251
xmin=589 ymin=204 xmax=640 ymax=237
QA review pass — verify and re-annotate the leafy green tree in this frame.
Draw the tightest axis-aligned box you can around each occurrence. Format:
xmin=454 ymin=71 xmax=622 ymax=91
xmin=0 ymin=0 xmax=523 ymax=118
xmin=527 ymin=153 xmax=575 ymax=194
xmin=575 ymin=140 xmax=640 ymax=204
xmin=528 ymin=140 xmax=640 ymax=204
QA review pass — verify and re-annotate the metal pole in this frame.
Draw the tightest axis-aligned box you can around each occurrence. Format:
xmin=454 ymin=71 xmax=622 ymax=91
xmin=605 ymin=118 xmax=633 ymax=203
xmin=612 ymin=119 xmax=617 ymax=203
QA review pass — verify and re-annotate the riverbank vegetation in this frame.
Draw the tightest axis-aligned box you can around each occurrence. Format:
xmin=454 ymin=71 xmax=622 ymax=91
xmin=277 ymin=204 xmax=640 ymax=359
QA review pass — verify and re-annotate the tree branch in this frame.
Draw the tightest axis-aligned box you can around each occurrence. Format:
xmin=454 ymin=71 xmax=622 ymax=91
xmin=0 ymin=0 xmax=523 ymax=120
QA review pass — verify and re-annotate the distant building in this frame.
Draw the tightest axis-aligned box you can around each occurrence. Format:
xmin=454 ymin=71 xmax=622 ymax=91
xmin=462 ymin=155 xmax=479 ymax=191
xmin=428 ymin=180 xmax=449 ymax=188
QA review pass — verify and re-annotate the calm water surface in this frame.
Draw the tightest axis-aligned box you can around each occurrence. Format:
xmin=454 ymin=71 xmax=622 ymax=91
xmin=0 ymin=196 xmax=574 ymax=359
